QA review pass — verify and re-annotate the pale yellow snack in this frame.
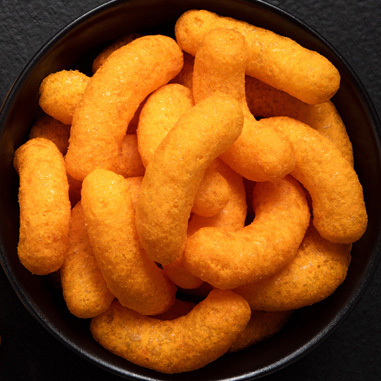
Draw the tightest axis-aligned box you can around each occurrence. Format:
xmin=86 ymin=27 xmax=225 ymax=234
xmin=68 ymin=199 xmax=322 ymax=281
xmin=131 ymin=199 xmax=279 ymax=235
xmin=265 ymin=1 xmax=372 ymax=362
xmin=13 ymin=138 xmax=71 ymax=275
xmin=39 ymin=70 xmax=90 ymax=125
xmin=135 ymin=93 xmax=244 ymax=265
xmin=65 ymin=35 xmax=183 ymax=181
xmin=245 ymin=77 xmax=353 ymax=164
xmin=192 ymin=28 xmax=295 ymax=182
xmin=90 ymin=289 xmax=251 ymax=373
xmin=61 ymin=202 xmax=114 ymax=319
xmin=183 ymin=176 xmax=310 ymax=289
xmin=176 ymin=9 xmax=340 ymax=104
xmin=81 ymin=169 xmax=176 ymax=315
xmin=115 ymin=134 xmax=145 ymax=178
xmin=236 ymin=225 xmax=352 ymax=311
xmin=29 ymin=114 xmax=70 ymax=155
xmin=260 ymin=116 xmax=367 ymax=244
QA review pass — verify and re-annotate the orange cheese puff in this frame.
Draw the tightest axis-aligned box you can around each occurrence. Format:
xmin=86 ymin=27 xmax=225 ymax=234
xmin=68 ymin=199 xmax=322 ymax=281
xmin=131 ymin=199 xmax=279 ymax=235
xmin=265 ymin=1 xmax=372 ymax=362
xmin=135 ymin=93 xmax=244 ymax=266
xmin=65 ymin=35 xmax=183 ymax=182
xmin=81 ymin=169 xmax=176 ymax=315
xmin=13 ymin=138 xmax=71 ymax=275
xmin=90 ymin=289 xmax=251 ymax=374
xmin=184 ymin=176 xmax=310 ymax=289
xmin=192 ymin=159 xmax=231 ymax=217
xmin=164 ymin=160 xmax=246 ymax=289
xmin=115 ymin=134 xmax=145 ymax=178
xmin=261 ymin=117 xmax=367 ymax=244
xmin=245 ymin=77 xmax=354 ymax=165
xmin=154 ymin=299 xmax=196 ymax=320
xmin=193 ymin=28 xmax=295 ymax=182
xmin=170 ymin=51 xmax=194 ymax=90
xmin=39 ymin=70 xmax=90 ymax=125
xmin=138 ymin=84 xmax=229 ymax=217
xmin=228 ymin=310 xmax=293 ymax=352
xmin=236 ymin=225 xmax=352 ymax=311
xmin=61 ymin=202 xmax=114 ymax=318
xmin=92 ymin=33 xmax=142 ymax=73
xmin=29 ymin=114 xmax=70 ymax=155
xmin=175 ymin=10 xmax=340 ymax=104
xmin=137 ymin=83 xmax=194 ymax=167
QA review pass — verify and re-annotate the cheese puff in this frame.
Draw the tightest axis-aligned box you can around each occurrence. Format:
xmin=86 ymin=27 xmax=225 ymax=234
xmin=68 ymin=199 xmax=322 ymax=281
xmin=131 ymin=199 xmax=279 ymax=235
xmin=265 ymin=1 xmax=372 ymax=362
xmin=170 ymin=51 xmax=194 ymax=89
xmin=92 ymin=33 xmax=142 ymax=73
xmin=137 ymin=83 xmax=194 ymax=166
xmin=138 ymin=83 xmax=230 ymax=217
xmin=236 ymin=225 xmax=352 ymax=311
xmin=228 ymin=310 xmax=293 ymax=352
xmin=39 ymin=70 xmax=89 ymax=125
xmin=135 ymin=93 xmax=244 ymax=265
xmin=61 ymin=202 xmax=114 ymax=318
xmin=154 ymin=299 xmax=195 ymax=320
xmin=245 ymin=77 xmax=354 ymax=165
xmin=192 ymin=28 xmax=295 ymax=182
xmin=115 ymin=134 xmax=145 ymax=178
xmin=13 ymin=138 xmax=71 ymax=275
xmin=81 ymin=169 xmax=176 ymax=315
xmin=175 ymin=10 xmax=340 ymax=104
xmin=90 ymin=289 xmax=251 ymax=374
xmin=29 ymin=114 xmax=70 ymax=155
xmin=261 ymin=117 xmax=367 ymax=244
xmin=184 ymin=176 xmax=310 ymax=289
xmin=164 ymin=159 xmax=246 ymax=289
xmin=65 ymin=35 xmax=183 ymax=181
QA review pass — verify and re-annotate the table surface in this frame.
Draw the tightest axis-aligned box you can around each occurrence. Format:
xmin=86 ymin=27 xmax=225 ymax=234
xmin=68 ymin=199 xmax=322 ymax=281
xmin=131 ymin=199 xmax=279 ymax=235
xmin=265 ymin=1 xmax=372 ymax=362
xmin=1 ymin=1 xmax=380 ymax=380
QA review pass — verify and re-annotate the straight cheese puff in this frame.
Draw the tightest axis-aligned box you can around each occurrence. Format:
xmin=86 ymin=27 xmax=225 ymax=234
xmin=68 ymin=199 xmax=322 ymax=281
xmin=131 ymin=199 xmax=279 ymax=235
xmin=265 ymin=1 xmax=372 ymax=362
xmin=90 ymin=289 xmax=251 ymax=374
xmin=192 ymin=28 xmax=295 ymax=182
xmin=184 ymin=176 xmax=310 ymax=289
xmin=175 ymin=9 xmax=340 ymax=104
xmin=135 ymin=93 xmax=244 ymax=265
xmin=81 ymin=169 xmax=176 ymax=315
xmin=65 ymin=35 xmax=183 ymax=181
xmin=261 ymin=116 xmax=367 ymax=244
xmin=14 ymin=138 xmax=71 ymax=275
xmin=61 ymin=202 xmax=114 ymax=318
xmin=236 ymin=225 xmax=351 ymax=311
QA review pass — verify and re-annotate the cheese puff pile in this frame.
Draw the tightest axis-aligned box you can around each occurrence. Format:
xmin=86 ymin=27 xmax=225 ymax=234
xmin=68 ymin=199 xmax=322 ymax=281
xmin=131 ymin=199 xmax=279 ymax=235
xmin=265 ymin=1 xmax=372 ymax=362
xmin=13 ymin=9 xmax=368 ymax=375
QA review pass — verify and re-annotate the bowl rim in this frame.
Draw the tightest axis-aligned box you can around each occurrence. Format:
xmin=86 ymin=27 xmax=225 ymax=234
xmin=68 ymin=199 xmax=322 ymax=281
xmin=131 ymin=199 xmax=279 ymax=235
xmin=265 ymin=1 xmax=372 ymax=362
xmin=1 ymin=0 xmax=381 ymax=380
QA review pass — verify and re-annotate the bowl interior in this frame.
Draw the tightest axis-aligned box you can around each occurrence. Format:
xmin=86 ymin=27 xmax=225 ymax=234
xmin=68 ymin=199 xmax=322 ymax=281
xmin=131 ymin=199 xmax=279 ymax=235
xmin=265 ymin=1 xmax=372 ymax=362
xmin=1 ymin=0 xmax=381 ymax=380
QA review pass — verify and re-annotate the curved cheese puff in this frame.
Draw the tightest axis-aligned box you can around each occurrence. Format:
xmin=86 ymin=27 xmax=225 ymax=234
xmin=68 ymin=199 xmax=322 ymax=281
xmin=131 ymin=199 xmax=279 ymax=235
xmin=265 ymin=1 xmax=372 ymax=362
xmin=228 ymin=310 xmax=293 ymax=352
xmin=90 ymin=289 xmax=251 ymax=374
xmin=192 ymin=28 xmax=295 ymax=182
xmin=92 ymin=33 xmax=142 ymax=73
xmin=170 ymin=51 xmax=194 ymax=90
xmin=13 ymin=138 xmax=71 ymax=275
xmin=29 ymin=114 xmax=70 ymax=155
xmin=138 ymin=83 xmax=230 ymax=217
xmin=81 ymin=169 xmax=176 ymax=315
xmin=39 ymin=70 xmax=90 ymax=125
xmin=164 ymin=160 xmax=246 ymax=289
xmin=245 ymin=77 xmax=354 ymax=165
xmin=235 ymin=225 xmax=352 ymax=311
xmin=65 ymin=35 xmax=183 ymax=181
xmin=115 ymin=134 xmax=145 ymax=178
xmin=61 ymin=202 xmax=114 ymax=318
xmin=175 ymin=9 xmax=340 ymax=104
xmin=261 ymin=116 xmax=367 ymax=244
xmin=183 ymin=176 xmax=310 ymax=289
xmin=135 ymin=93 xmax=244 ymax=265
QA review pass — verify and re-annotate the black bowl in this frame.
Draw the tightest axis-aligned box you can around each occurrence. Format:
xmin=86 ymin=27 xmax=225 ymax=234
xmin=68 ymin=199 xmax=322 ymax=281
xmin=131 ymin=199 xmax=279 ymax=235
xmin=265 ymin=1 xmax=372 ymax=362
xmin=1 ymin=0 xmax=380 ymax=380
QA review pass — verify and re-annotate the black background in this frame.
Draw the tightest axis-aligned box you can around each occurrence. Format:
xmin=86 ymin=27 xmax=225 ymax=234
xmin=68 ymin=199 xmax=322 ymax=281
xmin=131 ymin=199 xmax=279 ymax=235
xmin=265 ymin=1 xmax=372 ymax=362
xmin=0 ymin=1 xmax=380 ymax=380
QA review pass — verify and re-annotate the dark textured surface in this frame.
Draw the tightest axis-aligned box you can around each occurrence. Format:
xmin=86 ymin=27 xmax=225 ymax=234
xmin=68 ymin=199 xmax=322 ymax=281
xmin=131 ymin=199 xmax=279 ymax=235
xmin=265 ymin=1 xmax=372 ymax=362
xmin=0 ymin=1 xmax=380 ymax=380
